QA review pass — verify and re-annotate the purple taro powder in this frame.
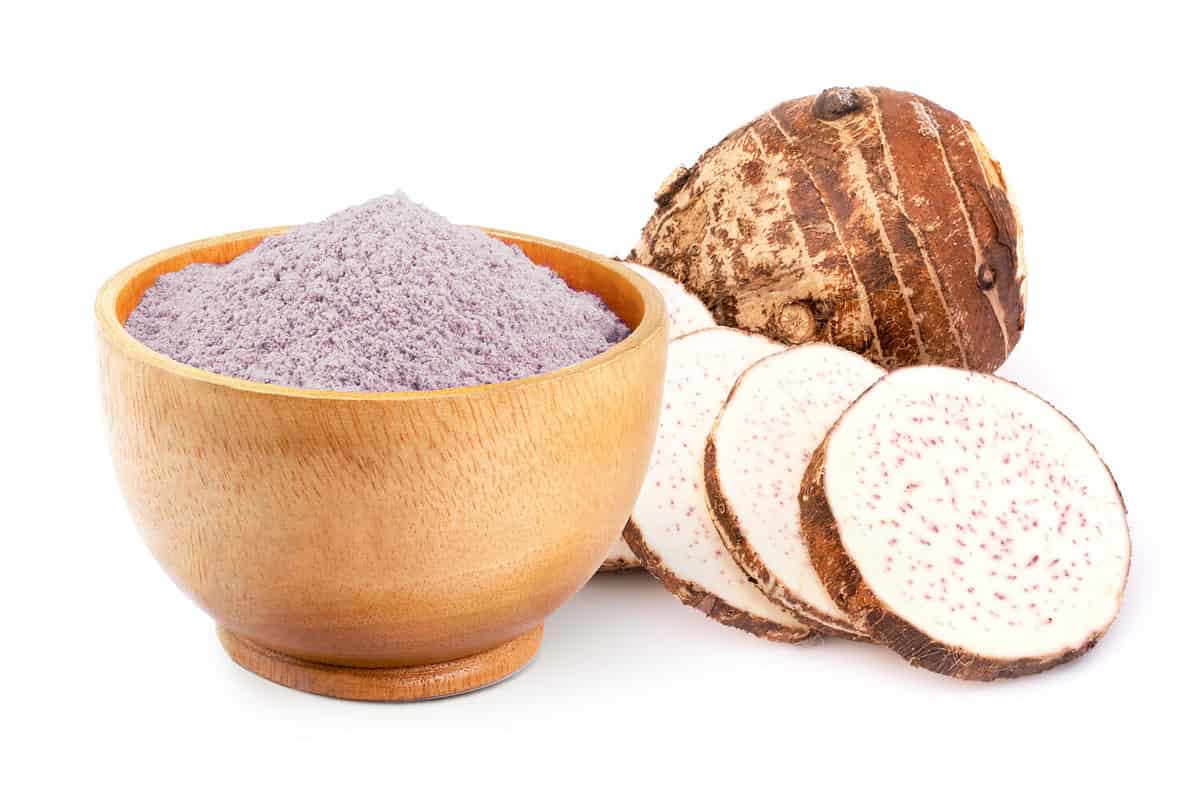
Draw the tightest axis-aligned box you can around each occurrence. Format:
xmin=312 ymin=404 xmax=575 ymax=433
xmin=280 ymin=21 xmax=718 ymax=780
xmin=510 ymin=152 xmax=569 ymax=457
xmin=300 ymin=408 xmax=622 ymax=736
xmin=124 ymin=193 xmax=631 ymax=392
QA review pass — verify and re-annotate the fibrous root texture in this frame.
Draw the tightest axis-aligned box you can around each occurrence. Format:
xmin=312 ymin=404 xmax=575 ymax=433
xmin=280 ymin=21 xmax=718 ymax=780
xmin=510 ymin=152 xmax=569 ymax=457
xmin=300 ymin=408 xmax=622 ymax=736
xmin=631 ymin=86 xmax=1026 ymax=372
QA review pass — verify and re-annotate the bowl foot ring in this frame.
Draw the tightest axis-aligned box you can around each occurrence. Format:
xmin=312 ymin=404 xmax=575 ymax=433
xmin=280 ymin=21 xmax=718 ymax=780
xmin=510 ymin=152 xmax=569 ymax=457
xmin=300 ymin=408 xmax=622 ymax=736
xmin=217 ymin=625 xmax=543 ymax=701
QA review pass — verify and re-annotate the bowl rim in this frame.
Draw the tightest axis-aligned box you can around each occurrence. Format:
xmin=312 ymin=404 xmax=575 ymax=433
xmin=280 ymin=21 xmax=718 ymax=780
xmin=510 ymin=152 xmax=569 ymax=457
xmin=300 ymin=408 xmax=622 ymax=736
xmin=95 ymin=226 xmax=668 ymax=402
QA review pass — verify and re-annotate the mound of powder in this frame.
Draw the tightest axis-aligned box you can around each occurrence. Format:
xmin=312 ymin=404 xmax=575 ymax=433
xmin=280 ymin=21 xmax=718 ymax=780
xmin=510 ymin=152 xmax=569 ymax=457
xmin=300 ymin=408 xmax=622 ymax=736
xmin=125 ymin=193 xmax=630 ymax=392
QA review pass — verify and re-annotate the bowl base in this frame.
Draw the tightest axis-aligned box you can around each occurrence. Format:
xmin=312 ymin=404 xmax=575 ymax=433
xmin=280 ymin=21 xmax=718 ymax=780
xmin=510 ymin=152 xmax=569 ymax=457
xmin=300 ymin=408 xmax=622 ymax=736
xmin=217 ymin=625 xmax=543 ymax=701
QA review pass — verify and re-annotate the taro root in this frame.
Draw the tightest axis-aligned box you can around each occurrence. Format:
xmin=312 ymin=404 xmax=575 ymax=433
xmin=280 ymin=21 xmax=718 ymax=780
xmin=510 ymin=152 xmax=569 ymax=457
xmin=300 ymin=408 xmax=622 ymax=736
xmin=623 ymin=261 xmax=716 ymax=342
xmin=800 ymin=366 xmax=1130 ymax=680
xmin=705 ymin=344 xmax=883 ymax=638
xmin=600 ymin=263 xmax=715 ymax=572
xmin=622 ymin=328 xmax=813 ymax=641
xmin=631 ymin=86 xmax=1027 ymax=371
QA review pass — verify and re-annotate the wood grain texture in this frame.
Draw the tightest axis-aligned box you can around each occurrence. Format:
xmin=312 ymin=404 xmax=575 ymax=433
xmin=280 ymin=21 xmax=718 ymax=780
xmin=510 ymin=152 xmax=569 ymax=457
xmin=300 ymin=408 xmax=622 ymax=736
xmin=218 ymin=624 xmax=543 ymax=701
xmin=630 ymin=86 xmax=1026 ymax=372
xmin=96 ymin=227 xmax=668 ymax=698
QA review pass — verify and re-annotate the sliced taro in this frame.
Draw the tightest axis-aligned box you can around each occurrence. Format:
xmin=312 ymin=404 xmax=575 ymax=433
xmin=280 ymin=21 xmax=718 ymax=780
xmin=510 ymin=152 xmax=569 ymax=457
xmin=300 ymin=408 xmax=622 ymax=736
xmin=623 ymin=328 xmax=812 ymax=641
xmin=706 ymin=344 xmax=883 ymax=637
xmin=801 ymin=366 xmax=1130 ymax=679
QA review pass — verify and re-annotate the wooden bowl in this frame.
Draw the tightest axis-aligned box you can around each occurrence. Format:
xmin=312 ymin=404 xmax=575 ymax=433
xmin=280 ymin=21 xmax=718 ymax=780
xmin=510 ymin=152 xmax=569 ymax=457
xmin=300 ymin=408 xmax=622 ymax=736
xmin=95 ymin=227 xmax=667 ymax=700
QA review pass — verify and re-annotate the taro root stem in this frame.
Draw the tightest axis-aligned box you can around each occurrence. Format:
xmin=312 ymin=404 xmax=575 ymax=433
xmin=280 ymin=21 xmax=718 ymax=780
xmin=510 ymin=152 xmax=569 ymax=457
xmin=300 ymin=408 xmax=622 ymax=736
xmin=813 ymin=87 xmax=863 ymax=120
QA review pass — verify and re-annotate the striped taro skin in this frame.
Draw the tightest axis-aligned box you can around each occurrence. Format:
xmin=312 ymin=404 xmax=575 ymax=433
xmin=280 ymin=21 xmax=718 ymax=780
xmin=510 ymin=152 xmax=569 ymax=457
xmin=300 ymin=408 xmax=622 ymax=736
xmin=631 ymin=87 xmax=1026 ymax=372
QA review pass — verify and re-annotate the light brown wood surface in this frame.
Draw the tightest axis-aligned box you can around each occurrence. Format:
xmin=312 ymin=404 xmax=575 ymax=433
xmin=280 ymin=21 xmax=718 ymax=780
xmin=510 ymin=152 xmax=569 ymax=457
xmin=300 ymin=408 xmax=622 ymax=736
xmin=218 ymin=625 xmax=544 ymax=701
xmin=96 ymin=227 xmax=667 ymax=700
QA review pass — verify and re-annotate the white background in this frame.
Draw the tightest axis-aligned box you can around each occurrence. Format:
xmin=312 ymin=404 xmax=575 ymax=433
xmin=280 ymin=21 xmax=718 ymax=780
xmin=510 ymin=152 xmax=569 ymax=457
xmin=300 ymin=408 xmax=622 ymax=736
xmin=3 ymin=1 xmax=1195 ymax=797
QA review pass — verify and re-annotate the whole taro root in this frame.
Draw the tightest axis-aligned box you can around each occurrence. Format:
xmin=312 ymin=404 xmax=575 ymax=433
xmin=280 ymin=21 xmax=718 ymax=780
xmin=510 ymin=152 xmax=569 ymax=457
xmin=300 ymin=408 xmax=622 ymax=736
xmin=630 ymin=87 xmax=1027 ymax=371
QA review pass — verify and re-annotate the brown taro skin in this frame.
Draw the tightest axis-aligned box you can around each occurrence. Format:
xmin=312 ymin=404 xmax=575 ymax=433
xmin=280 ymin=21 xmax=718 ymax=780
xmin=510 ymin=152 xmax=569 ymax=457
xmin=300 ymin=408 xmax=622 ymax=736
xmin=618 ymin=327 xmax=812 ymax=643
xmin=802 ymin=443 xmax=1102 ymax=679
xmin=702 ymin=344 xmax=883 ymax=640
xmin=798 ymin=369 xmax=1130 ymax=681
xmin=631 ymin=86 xmax=1026 ymax=372
xmin=702 ymin=440 xmax=869 ymax=641
xmin=622 ymin=518 xmax=813 ymax=644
